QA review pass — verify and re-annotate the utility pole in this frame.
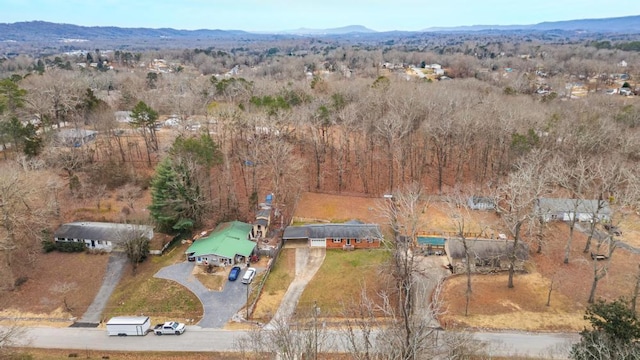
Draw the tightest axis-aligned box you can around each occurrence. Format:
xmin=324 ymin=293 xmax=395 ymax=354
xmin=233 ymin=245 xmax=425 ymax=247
xmin=246 ymin=283 xmax=250 ymax=320
xmin=313 ymin=300 xmax=318 ymax=360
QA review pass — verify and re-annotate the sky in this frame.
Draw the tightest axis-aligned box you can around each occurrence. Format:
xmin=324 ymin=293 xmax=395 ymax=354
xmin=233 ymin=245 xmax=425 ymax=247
xmin=2 ymin=0 xmax=640 ymax=32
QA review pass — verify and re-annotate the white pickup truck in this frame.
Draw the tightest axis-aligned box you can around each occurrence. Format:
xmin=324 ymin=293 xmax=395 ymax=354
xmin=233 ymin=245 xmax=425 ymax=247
xmin=153 ymin=321 xmax=186 ymax=335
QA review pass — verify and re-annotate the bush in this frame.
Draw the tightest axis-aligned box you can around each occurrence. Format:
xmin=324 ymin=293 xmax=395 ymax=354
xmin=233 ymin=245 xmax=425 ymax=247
xmin=42 ymin=240 xmax=57 ymax=253
xmin=55 ymin=242 xmax=87 ymax=253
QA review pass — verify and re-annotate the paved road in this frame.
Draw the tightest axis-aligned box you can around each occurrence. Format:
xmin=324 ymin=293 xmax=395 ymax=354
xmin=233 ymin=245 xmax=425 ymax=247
xmin=78 ymin=252 xmax=128 ymax=324
xmin=154 ymin=262 xmax=254 ymax=328
xmin=265 ymin=247 xmax=325 ymax=329
xmin=9 ymin=326 xmax=578 ymax=358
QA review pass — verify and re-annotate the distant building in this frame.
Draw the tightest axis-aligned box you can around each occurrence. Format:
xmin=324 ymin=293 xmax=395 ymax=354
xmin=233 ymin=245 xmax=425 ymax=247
xmin=467 ymin=196 xmax=496 ymax=211
xmin=535 ymin=198 xmax=611 ymax=223
xmin=115 ymin=111 xmax=132 ymax=123
xmin=56 ymin=129 xmax=97 ymax=147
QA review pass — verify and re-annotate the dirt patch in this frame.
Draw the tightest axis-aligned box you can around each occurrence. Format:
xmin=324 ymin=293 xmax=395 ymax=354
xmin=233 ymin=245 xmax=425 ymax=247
xmin=441 ymin=272 xmax=588 ymax=331
xmin=292 ymin=192 xmax=384 ymax=224
xmin=193 ymin=266 xmax=226 ymax=291
xmin=0 ymin=252 xmax=110 ymax=324
xmin=421 ymin=202 xmax=508 ymax=238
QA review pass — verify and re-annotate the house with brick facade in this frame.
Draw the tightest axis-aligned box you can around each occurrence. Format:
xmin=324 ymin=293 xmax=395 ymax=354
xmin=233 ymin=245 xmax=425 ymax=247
xmin=282 ymin=221 xmax=382 ymax=250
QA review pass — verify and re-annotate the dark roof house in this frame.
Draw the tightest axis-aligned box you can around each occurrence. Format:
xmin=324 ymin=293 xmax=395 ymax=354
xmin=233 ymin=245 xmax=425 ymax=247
xmin=283 ymin=222 xmax=382 ymax=249
xmin=445 ymin=238 xmax=529 ymax=274
xmin=54 ymin=222 xmax=154 ymax=252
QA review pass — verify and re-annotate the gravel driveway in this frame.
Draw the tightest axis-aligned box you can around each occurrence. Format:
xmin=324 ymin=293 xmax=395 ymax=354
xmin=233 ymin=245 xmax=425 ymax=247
xmin=155 ymin=261 xmax=254 ymax=328
xmin=77 ymin=252 xmax=128 ymax=325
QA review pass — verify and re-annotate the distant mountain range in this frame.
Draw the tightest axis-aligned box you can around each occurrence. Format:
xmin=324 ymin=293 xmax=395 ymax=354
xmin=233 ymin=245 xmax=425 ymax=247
xmin=424 ymin=15 xmax=640 ymax=33
xmin=275 ymin=25 xmax=376 ymax=35
xmin=1 ymin=15 xmax=639 ymax=45
xmin=0 ymin=20 xmax=254 ymax=42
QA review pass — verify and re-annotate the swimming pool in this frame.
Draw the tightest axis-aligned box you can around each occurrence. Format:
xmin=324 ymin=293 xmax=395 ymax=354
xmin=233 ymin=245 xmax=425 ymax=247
xmin=417 ymin=236 xmax=446 ymax=247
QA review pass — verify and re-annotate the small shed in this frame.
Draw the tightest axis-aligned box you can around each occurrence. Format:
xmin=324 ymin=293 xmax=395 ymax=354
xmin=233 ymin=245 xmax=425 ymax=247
xmin=252 ymin=208 xmax=272 ymax=239
xmin=445 ymin=238 xmax=528 ymax=274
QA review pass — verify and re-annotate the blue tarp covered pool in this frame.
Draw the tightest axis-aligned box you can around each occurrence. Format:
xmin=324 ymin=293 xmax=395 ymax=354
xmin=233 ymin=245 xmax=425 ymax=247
xmin=417 ymin=236 xmax=446 ymax=246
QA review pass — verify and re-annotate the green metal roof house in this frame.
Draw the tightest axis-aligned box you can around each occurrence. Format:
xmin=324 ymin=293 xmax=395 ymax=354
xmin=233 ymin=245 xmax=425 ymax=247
xmin=185 ymin=221 xmax=256 ymax=266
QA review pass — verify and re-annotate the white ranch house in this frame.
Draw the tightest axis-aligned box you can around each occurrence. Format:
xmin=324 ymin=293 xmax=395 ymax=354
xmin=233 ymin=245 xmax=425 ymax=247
xmin=535 ymin=198 xmax=612 ymax=223
xmin=54 ymin=222 xmax=154 ymax=252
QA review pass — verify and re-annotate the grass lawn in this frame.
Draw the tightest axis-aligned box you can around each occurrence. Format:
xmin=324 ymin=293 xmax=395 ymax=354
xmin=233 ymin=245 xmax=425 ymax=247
xmin=103 ymin=242 xmax=203 ymax=325
xmin=297 ymin=249 xmax=392 ymax=317
xmin=251 ymin=248 xmax=296 ymax=322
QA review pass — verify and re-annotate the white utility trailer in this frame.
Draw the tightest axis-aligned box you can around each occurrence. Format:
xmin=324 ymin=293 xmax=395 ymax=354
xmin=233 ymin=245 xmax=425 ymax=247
xmin=106 ymin=316 xmax=151 ymax=336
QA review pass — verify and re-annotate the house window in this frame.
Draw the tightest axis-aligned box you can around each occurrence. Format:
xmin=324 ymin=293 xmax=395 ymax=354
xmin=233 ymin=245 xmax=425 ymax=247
xmin=367 ymin=238 xmax=374 ymax=243
xmin=332 ymin=238 xmax=341 ymax=243
xmin=356 ymin=238 xmax=361 ymax=243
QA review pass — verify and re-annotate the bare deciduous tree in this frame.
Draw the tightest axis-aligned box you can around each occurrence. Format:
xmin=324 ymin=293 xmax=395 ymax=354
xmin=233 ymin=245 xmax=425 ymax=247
xmin=0 ymin=166 xmax=51 ymax=290
xmin=117 ymin=224 xmax=151 ymax=275
xmin=499 ymin=150 xmax=550 ymax=288
xmin=236 ymin=307 xmax=331 ymax=360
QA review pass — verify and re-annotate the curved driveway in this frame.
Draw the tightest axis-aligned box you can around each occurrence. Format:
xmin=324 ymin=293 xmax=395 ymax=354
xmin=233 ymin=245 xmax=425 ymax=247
xmin=154 ymin=262 xmax=251 ymax=328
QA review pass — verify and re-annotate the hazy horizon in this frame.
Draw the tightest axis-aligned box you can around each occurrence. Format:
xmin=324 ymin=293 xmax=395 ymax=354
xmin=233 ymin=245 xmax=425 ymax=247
xmin=2 ymin=0 xmax=640 ymax=32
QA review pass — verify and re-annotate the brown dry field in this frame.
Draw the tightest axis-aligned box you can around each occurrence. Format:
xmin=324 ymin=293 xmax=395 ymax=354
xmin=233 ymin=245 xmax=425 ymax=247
xmin=421 ymin=201 xmax=508 ymax=237
xmin=0 ymin=252 xmax=110 ymax=326
xmin=292 ymin=191 xmax=384 ymax=223
xmin=292 ymin=192 xmax=508 ymax=238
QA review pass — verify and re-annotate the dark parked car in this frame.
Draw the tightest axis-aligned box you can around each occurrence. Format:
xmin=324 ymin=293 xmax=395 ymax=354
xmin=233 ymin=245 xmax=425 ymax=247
xmin=603 ymin=224 xmax=622 ymax=236
xmin=228 ymin=266 xmax=242 ymax=281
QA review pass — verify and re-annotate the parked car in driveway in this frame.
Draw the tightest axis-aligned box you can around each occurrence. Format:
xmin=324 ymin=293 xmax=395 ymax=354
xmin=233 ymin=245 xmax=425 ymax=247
xmin=603 ymin=224 xmax=622 ymax=236
xmin=242 ymin=267 xmax=256 ymax=284
xmin=228 ymin=266 xmax=242 ymax=281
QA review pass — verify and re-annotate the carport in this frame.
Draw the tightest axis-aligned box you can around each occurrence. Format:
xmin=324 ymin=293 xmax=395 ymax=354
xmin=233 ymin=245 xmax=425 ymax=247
xmin=282 ymin=226 xmax=313 ymax=247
